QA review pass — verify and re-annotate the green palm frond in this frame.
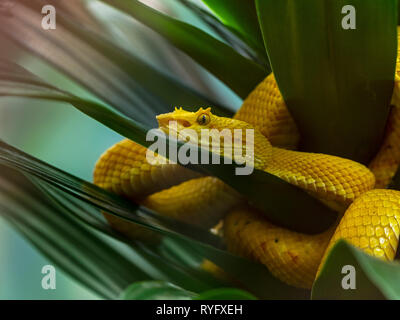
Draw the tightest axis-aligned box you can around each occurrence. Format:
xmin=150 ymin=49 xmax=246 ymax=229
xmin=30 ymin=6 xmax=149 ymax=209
xmin=257 ymin=0 xmax=397 ymax=163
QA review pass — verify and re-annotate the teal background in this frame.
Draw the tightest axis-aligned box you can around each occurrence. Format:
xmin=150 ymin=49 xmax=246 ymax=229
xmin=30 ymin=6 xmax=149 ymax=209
xmin=0 ymin=0 xmax=241 ymax=299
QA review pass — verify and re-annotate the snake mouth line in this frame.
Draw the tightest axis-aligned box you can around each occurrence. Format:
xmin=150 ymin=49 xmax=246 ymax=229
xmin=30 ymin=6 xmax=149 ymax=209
xmin=158 ymin=119 xmax=191 ymax=128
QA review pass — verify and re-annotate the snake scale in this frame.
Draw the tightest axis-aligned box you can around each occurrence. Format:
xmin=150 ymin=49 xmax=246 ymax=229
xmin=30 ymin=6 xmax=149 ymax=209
xmin=93 ymin=30 xmax=400 ymax=289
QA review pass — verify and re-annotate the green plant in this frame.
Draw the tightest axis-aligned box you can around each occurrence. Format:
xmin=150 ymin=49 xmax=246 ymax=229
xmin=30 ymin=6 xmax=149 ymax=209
xmin=0 ymin=0 xmax=399 ymax=300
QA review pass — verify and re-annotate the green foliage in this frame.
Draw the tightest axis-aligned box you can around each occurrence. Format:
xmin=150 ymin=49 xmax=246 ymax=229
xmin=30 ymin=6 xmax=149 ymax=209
xmin=0 ymin=140 xmax=223 ymax=248
xmin=257 ymin=0 xmax=397 ymax=163
xmin=176 ymin=0 xmax=263 ymax=65
xmin=120 ymin=281 xmax=196 ymax=300
xmin=195 ymin=288 xmax=257 ymax=300
xmin=0 ymin=0 xmax=399 ymax=301
xmin=389 ymin=168 xmax=400 ymax=190
xmin=120 ymin=281 xmax=257 ymax=300
xmin=312 ymin=240 xmax=400 ymax=299
xmin=0 ymin=167 xmax=150 ymax=299
xmin=100 ymin=0 xmax=266 ymax=99
xmin=201 ymin=0 xmax=267 ymax=64
xmin=0 ymin=0 xmax=232 ymax=125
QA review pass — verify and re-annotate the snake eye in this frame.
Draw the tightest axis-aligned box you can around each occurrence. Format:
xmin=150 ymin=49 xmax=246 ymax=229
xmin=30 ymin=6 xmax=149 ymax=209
xmin=197 ymin=113 xmax=210 ymax=125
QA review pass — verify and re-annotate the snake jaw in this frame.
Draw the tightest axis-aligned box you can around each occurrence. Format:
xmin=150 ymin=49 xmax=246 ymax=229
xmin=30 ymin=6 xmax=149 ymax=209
xmin=157 ymin=119 xmax=198 ymax=145
xmin=157 ymin=110 xmax=194 ymax=136
xmin=156 ymin=107 xmax=275 ymax=168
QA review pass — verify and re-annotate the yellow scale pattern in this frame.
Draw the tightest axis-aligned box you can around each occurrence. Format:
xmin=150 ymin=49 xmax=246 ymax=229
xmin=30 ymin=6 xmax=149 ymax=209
xmin=234 ymin=73 xmax=300 ymax=150
xmin=323 ymin=189 xmax=400 ymax=263
xmin=142 ymin=177 xmax=242 ymax=229
xmin=94 ymin=139 xmax=201 ymax=200
xmin=269 ymin=148 xmax=375 ymax=205
xmin=94 ymin=33 xmax=400 ymax=289
xmin=223 ymin=86 xmax=400 ymax=288
xmin=220 ymin=30 xmax=400 ymax=288
xmin=223 ymin=207 xmax=335 ymax=289
xmin=93 ymin=73 xmax=297 ymax=239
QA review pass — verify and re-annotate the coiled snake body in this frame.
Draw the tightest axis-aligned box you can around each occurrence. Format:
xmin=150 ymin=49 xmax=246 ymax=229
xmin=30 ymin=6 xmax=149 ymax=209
xmin=94 ymin=42 xmax=400 ymax=290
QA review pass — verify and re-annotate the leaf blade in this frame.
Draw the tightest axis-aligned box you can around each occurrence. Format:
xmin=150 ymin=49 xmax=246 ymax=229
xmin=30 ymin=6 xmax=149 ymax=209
xmin=195 ymin=288 xmax=257 ymax=300
xmin=100 ymin=0 xmax=266 ymax=98
xmin=120 ymin=281 xmax=196 ymax=300
xmin=0 ymin=167 xmax=151 ymax=299
xmin=311 ymin=240 xmax=400 ymax=299
xmin=201 ymin=0 xmax=265 ymax=58
xmin=257 ymin=0 xmax=397 ymax=163
xmin=0 ymin=0 xmax=232 ymax=126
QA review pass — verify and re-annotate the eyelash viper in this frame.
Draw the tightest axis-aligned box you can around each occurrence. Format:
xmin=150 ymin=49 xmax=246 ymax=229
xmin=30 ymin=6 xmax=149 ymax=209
xmin=93 ymin=30 xmax=400 ymax=290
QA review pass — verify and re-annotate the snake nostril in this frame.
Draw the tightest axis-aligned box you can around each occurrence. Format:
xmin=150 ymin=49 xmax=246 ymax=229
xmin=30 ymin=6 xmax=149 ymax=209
xmin=180 ymin=120 xmax=191 ymax=127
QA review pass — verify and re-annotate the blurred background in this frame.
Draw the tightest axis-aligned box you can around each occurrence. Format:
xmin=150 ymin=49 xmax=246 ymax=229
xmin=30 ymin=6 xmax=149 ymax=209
xmin=0 ymin=0 xmax=241 ymax=299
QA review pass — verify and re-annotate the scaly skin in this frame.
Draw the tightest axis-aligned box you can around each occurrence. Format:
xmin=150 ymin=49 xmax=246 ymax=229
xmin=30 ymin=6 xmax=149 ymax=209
xmin=154 ymin=108 xmax=374 ymax=204
xmin=94 ymin=77 xmax=295 ymax=238
xmin=234 ymin=73 xmax=300 ymax=150
xmin=317 ymin=189 xmax=400 ymax=275
xmin=223 ymin=207 xmax=335 ymax=289
xmin=94 ymin=45 xmax=400 ymax=289
xmin=94 ymin=139 xmax=201 ymax=200
xmin=94 ymin=73 xmax=300 ymax=243
xmin=223 ymin=83 xmax=400 ymax=289
xmin=142 ymin=177 xmax=242 ymax=229
xmin=93 ymin=139 xmax=200 ymax=238
xmin=94 ymin=106 xmax=376 ymax=290
xmin=268 ymin=148 xmax=375 ymax=206
xmin=338 ymin=190 xmax=400 ymax=260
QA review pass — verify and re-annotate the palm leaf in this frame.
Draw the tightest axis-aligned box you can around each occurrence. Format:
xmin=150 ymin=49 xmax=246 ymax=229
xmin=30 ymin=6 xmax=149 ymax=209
xmin=201 ymin=0 xmax=266 ymax=60
xmin=312 ymin=240 xmax=400 ymax=299
xmin=195 ymin=288 xmax=257 ymax=300
xmin=100 ymin=0 xmax=267 ymax=98
xmin=120 ymin=281 xmax=196 ymax=300
xmin=176 ymin=0 xmax=267 ymax=67
xmin=0 ymin=166 xmax=234 ymax=295
xmin=0 ymin=140 xmax=224 ymax=247
xmin=0 ymin=0 xmax=232 ymax=126
xmin=120 ymin=280 xmax=257 ymax=300
xmin=0 ymin=167 xmax=150 ymax=299
xmin=257 ymin=0 xmax=397 ymax=163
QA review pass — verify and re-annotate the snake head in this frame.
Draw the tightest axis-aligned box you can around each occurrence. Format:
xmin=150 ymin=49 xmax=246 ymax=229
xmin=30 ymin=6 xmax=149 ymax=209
xmin=157 ymin=107 xmax=212 ymax=131
xmin=156 ymin=106 xmax=243 ymax=152
xmin=156 ymin=107 xmax=220 ymax=141
xmin=156 ymin=107 xmax=271 ymax=169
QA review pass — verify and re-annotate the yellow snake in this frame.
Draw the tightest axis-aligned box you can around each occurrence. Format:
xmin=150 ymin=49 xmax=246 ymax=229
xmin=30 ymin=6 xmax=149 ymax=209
xmin=93 ymin=31 xmax=400 ymax=290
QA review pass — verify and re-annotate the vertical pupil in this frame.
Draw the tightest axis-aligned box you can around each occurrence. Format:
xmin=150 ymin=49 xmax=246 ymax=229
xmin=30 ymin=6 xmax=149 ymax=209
xmin=202 ymin=115 xmax=206 ymax=123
